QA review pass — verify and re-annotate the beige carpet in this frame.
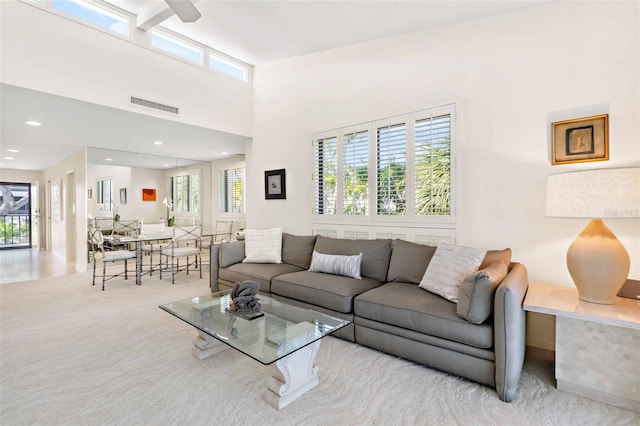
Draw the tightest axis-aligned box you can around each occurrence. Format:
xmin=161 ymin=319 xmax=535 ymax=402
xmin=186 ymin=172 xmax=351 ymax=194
xmin=1 ymin=271 xmax=638 ymax=426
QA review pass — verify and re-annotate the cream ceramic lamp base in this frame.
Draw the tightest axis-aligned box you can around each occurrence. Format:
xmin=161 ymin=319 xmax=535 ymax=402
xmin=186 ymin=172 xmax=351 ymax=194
xmin=567 ymin=219 xmax=630 ymax=305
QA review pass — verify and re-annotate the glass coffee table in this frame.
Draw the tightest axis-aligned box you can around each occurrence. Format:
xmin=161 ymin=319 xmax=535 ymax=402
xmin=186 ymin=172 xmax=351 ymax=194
xmin=159 ymin=291 xmax=350 ymax=409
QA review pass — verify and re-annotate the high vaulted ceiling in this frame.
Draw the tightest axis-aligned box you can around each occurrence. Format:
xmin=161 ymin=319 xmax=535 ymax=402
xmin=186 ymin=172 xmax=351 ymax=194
xmin=1 ymin=0 xmax=551 ymax=171
xmin=108 ymin=0 xmax=548 ymax=65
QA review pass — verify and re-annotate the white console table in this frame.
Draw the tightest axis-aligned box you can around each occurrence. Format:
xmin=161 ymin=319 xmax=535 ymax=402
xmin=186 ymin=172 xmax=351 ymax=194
xmin=524 ymin=282 xmax=640 ymax=413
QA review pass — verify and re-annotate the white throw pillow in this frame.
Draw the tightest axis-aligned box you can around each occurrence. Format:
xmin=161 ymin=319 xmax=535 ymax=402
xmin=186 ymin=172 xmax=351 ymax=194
xmin=242 ymin=228 xmax=282 ymax=264
xmin=419 ymin=241 xmax=487 ymax=303
xmin=308 ymin=251 xmax=362 ymax=280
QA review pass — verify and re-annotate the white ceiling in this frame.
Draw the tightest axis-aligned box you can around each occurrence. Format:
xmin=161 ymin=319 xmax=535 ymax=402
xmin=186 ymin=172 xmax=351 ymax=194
xmin=1 ymin=1 xmax=549 ymax=172
xmin=0 ymin=84 xmax=246 ymax=170
xmin=109 ymin=0 xmax=549 ymax=65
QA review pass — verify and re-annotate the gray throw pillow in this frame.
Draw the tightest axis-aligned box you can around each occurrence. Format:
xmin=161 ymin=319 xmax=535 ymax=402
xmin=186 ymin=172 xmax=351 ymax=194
xmin=308 ymin=250 xmax=362 ymax=279
xmin=387 ymin=239 xmax=437 ymax=284
xmin=282 ymin=233 xmax=317 ymax=269
xmin=456 ymin=261 xmax=508 ymax=324
xmin=219 ymin=241 xmax=245 ymax=268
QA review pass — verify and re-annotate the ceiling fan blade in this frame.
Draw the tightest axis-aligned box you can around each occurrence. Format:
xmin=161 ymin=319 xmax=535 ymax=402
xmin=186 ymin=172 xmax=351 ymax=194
xmin=165 ymin=0 xmax=201 ymax=23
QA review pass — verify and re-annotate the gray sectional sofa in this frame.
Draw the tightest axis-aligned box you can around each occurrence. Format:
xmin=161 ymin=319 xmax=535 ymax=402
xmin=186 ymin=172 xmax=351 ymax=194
xmin=209 ymin=234 xmax=529 ymax=402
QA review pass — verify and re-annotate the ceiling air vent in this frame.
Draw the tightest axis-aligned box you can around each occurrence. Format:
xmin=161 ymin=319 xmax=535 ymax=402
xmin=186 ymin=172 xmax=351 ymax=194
xmin=130 ymin=96 xmax=179 ymax=115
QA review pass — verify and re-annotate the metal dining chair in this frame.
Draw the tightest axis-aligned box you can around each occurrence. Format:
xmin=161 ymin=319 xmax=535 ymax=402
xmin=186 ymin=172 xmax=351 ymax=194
xmin=159 ymin=225 xmax=203 ymax=284
xmin=140 ymin=222 xmax=170 ymax=276
xmin=88 ymin=226 xmax=137 ymax=291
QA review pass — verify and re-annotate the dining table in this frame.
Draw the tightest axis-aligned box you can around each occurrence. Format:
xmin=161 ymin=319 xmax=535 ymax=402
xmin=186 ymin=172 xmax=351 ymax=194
xmin=103 ymin=231 xmax=173 ymax=285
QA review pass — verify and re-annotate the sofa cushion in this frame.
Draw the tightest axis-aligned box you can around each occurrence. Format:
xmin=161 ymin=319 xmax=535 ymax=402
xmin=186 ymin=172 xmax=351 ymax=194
xmin=387 ymin=239 xmax=437 ymax=284
xmin=314 ymin=236 xmax=392 ymax=282
xmin=243 ymin=228 xmax=282 ymax=263
xmin=271 ymin=271 xmax=383 ymax=314
xmin=480 ymin=248 xmax=512 ymax=270
xmin=309 ymin=251 xmax=362 ymax=279
xmin=419 ymin=242 xmax=487 ymax=303
xmin=282 ymin=233 xmax=317 ymax=269
xmin=457 ymin=261 xmax=508 ymax=324
xmin=219 ymin=263 xmax=303 ymax=293
xmin=355 ymin=282 xmax=493 ymax=349
xmin=219 ymin=241 xmax=245 ymax=268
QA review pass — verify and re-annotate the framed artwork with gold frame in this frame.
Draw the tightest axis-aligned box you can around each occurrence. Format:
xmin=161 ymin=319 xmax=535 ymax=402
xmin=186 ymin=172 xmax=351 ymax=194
xmin=551 ymin=114 xmax=609 ymax=165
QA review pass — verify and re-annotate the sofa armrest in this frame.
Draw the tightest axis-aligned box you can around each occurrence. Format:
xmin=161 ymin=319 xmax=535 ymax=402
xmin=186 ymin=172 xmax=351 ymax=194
xmin=493 ymin=262 xmax=529 ymax=402
xmin=210 ymin=244 xmax=220 ymax=293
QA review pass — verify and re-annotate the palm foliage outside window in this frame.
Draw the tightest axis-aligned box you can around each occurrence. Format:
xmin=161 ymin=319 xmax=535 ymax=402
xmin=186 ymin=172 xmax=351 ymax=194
xmin=312 ymin=104 xmax=455 ymax=223
xmin=168 ymin=171 xmax=200 ymax=214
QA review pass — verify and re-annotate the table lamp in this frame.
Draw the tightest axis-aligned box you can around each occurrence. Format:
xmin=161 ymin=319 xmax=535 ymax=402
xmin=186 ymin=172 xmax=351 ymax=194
xmin=546 ymin=167 xmax=640 ymax=304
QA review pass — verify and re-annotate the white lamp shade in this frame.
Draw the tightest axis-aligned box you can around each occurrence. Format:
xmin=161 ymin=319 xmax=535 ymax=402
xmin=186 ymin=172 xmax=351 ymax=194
xmin=546 ymin=167 xmax=640 ymax=218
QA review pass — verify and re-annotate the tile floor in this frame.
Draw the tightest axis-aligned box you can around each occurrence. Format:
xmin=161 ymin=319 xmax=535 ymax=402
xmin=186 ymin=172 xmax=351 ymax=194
xmin=0 ymin=249 xmax=77 ymax=284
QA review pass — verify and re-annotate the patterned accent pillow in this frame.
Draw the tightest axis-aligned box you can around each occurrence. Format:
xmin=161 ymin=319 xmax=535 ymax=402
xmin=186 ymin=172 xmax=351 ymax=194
xmin=308 ymin=250 xmax=363 ymax=280
xmin=419 ymin=242 xmax=487 ymax=303
xmin=242 ymin=228 xmax=282 ymax=264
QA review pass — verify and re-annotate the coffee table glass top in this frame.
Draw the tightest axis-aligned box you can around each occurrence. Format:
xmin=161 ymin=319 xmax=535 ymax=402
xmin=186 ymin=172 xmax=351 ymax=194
xmin=159 ymin=292 xmax=350 ymax=365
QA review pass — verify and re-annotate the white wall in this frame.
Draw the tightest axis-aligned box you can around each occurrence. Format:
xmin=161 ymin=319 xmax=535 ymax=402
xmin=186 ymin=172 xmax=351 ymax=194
xmin=0 ymin=0 xmax=252 ymax=137
xmin=42 ymin=149 xmax=87 ymax=271
xmin=250 ymin=2 xmax=640 ymax=348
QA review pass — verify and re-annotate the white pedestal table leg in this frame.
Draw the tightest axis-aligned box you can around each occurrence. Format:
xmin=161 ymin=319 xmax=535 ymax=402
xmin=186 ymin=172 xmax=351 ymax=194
xmin=191 ymin=331 xmax=228 ymax=360
xmin=264 ymin=340 xmax=321 ymax=410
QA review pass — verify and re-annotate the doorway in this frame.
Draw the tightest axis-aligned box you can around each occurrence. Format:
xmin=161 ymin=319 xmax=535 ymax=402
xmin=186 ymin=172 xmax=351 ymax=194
xmin=0 ymin=182 xmax=32 ymax=250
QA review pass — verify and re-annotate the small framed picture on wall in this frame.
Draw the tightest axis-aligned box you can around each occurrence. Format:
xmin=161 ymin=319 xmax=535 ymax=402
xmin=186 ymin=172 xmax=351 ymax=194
xmin=264 ymin=169 xmax=286 ymax=200
xmin=551 ymin=114 xmax=609 ymax=165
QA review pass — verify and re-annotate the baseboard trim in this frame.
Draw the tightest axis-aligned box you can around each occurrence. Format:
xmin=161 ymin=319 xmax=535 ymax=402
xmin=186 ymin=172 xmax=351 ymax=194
xmin=557 ymin=380 xmax=640 ymax=413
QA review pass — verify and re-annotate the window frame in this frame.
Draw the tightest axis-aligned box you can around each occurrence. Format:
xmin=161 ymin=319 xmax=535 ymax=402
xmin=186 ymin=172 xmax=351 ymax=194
xmin=48 ymin=0 xmax=132 ymax=38
xmin=167 ymin=168 xmax=201 ymax=216
xmin=312 ymin=103 xmax=457 ymax=227
xmin=219 ymin=162 xmax=246 ymax=216
xmin=150 ymin=27 xmax=204 ymax=65
xmin=209 ymin=52 xmax=249 ymax=82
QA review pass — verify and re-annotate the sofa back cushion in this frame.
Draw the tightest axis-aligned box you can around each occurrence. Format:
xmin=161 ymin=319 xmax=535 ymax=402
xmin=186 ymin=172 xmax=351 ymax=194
xmin=282 ymin=233 xmax=317 ymax=269
xmin=219 ymin=241 xmax=245 ymax=267
xmin=313 ymin=236 xmax=392 ymax=282
xmin=387 ymin=239 xmax=437 ymax=284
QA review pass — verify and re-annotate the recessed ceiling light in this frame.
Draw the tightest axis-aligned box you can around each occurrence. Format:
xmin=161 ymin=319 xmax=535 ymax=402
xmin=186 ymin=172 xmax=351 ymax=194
xmin=105 ymin=158 xmax=113 ymax=161
xmin=221 ymin=151 xmax=229 ymax=155
xmin=154 ymin=141 xmax=163 ymax=145
xmin=25 ymin=120 xmax=42 ymax=126
xmin=3 ymin=157 xmax=15 ymax=160
xmin=163 ymin=164 xmax=170 ymax=167
xmin=6 ymin=149 xmax=19 ymax=153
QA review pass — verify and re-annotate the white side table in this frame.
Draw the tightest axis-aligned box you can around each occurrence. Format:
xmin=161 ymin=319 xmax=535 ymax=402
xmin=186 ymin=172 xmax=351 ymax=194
xmin=524 ymin=282 xmax=640 ymax=413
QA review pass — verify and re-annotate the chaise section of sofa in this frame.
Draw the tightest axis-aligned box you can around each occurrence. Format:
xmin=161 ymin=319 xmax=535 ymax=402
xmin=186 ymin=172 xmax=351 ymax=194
xmin=353 ymin=239 xmax=528 ymax=402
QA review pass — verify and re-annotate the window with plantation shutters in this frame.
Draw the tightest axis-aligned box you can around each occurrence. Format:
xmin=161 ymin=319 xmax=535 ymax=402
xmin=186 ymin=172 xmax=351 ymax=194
xmin=220 ymin=166 xmax=245 ymax=213
xmin=343 ymin=131 xmax=369 ymax=215
xmin=312 ymin=103 xmax=455 ymax=227
xmin=168 ymin=171 xmax=200 ymax=213
xmin=415 ymin=113 xmax=451 ymax=216
xmin=313 ymin=136 xmax=338 ymax=215
xmin=377 ymin=123 xmax=407 ymax=215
